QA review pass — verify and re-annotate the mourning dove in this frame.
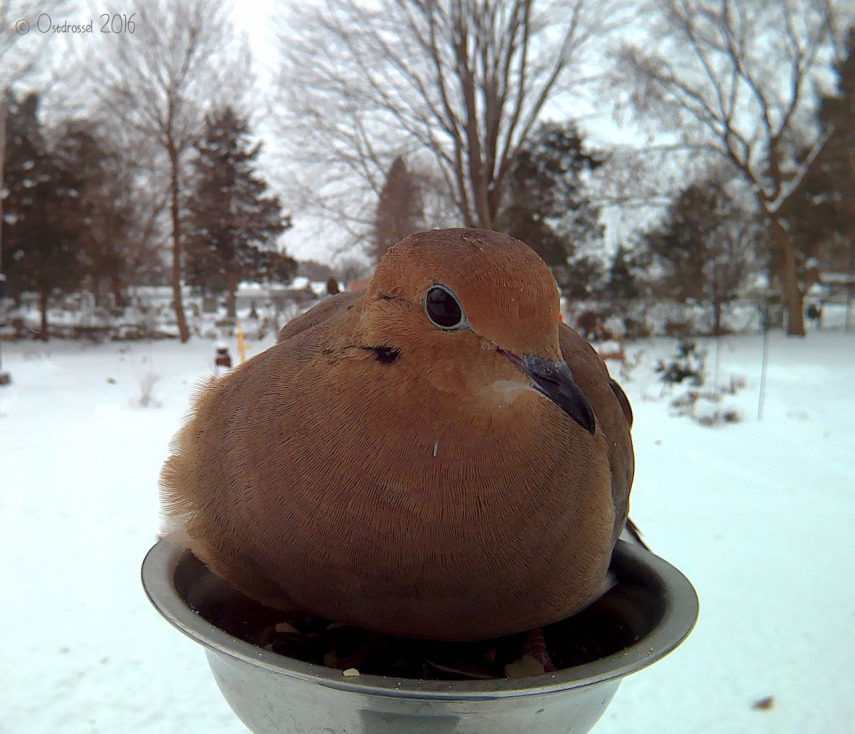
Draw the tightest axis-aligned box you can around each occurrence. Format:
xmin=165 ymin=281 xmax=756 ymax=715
xmin=160 ymin=228 xmax=634 ymax=642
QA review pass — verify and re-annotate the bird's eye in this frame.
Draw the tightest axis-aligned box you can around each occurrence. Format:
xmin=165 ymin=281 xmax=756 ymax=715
xmin=425 ymin=285 xmax=465 ymax=329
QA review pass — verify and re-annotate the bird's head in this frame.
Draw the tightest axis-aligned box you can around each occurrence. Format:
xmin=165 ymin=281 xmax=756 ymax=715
xmin=356 ymin=228 xmax=596 ymax=434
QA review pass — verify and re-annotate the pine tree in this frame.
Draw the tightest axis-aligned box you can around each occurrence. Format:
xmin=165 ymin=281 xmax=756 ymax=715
xmin=1 ymin=92 xmax=88 ymax=339
xmin=499 ymin=122 xmax=605 ymax=297
xmin=821 ymin=28 xmax=855 ymax=328
xmin=783 ymin=28 xmax=854 ymax=275
xmin=643 ymin=184 xmax=715 ymax=302
xmin=374 ymin=156 xmax=422 ymax=262
xmin=184 ymin=106 xmax=293 ymax=317
xmin=640 ymin=177 xmax=759 ymax=334
xmin=52 ymin=119 xmax=144 ymax=308
xmin=606 ymin=245 xmax=640 ymax=301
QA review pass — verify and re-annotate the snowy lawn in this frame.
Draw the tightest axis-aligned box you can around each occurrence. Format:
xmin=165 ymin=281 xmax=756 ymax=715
xmin=1 ymin=329 xmax=853 ymax=733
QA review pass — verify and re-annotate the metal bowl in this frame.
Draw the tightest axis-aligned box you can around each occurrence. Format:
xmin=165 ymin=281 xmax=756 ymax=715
xmin=142 ymin=540 xmax=698 ymax=734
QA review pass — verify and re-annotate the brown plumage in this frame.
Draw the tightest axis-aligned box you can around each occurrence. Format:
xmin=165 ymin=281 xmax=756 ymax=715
xmin=160 ymin=228 xmax=634 ymax=642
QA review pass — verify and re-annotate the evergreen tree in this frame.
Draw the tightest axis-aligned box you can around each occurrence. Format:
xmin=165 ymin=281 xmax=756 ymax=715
xmin=184 ymin=106 xmax=293 ymax=317
xmin=640 ymin=176 xmax=760 ymax=334
xmin=782 ymin=28 xmax=854 ymax=276
xmin=605 ymin=245 xmax=641 ymax=301
xmin=374 ymin=156 xmax=422 ymax=262
xmin=821 ymin=28 xmax=855 ymax=271
xmin=1 ymin=93 xmax=88 ymax=339
xmin=52 ymin=119 xmax=143 ymax=307
xmin=499 ymin=122 xmax=605 ymax=297
xmin=643 ymin=184 xmax=715 ymax=302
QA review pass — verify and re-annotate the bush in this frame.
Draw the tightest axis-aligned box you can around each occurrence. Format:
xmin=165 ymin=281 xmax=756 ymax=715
xmin=655 ymin=339 xmax=706 ymax=386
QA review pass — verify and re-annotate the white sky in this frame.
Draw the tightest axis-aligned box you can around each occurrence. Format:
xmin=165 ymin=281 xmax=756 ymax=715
xmin=3 ymin=0 xmax=666 ymax=265
xmin=228 ymin=0 xmax=661 ymax=265
xmin=6 ymin=0 xmax=847 ymax=267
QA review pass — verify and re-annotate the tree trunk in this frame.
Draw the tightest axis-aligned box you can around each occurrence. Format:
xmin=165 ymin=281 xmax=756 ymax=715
xmin=712 ymin=297 xmax=722 ymax=336
xmin=846 ymin=249 xmax=854 ymax=334
xmin=168 ymin=138 xmax=191 ymax=342
xmin=39 ymin=288 xmax=49 ymax=341
xmin=111 ymin=276 xmax=127 ymax=309
xmin=769 ymin=215 xmax=806 ymax=337
xmin=226 ymin=270 xmax=237 ymax=319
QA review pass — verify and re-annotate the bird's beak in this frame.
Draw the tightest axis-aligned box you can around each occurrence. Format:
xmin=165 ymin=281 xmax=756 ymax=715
xmin=501 ymin=351 xmax=596 ymax=435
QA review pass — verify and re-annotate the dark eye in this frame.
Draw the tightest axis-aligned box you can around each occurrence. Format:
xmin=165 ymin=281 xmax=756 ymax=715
xmin=425 ymin=285 xmax=465 ymax=329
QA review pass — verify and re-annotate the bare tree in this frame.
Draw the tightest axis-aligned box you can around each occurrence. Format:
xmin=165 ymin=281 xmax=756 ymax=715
xmin=615 ymin=0 xmax=853 ymax=336
xmin=275 ymin=0 xmax=630 ymax=240
xmin=91 ymin=0 xmax=249 ymax=341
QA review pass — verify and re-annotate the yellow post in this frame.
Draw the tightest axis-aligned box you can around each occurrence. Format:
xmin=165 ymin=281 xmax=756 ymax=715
xmin=236 ymin=320 xmax=251 ymax=363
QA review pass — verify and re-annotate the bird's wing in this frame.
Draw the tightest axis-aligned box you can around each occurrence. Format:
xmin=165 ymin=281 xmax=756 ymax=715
xmin=558 ymin=323 xmax=635 ymax=545
xmin=277 ymin=291 xmax=364 ymax=343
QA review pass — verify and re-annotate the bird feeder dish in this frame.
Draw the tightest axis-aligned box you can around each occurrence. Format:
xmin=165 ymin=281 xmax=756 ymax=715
xmin=142 ymin=539 xmax=698 ymax=734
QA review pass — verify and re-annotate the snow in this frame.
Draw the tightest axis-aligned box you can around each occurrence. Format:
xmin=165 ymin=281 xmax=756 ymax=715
xmin=1 ymin=328 xmax=853 ymax=733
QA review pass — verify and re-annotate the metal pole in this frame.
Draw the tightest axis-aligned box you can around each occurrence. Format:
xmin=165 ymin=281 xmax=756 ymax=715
xmin=0 ymin=95 xmax=10 ymax=385
xmin=757 ymin=306 xmax=770 ymax=420
xmin=713 ymin=334 xmax=721 ymax=393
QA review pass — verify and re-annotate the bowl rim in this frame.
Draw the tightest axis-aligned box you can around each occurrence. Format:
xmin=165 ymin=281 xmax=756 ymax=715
xmin=141 ymin=539 xmax=698 ymax=701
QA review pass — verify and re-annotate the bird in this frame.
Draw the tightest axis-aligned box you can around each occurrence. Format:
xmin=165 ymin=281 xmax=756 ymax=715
xmin=160 ymin=228 xmax=634 ymax=642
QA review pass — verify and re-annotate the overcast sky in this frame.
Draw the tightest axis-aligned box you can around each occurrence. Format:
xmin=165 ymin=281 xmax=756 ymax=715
xmin=228 ymin=0 xmax=656 ymax=264
xmin=7 ymin=1 xmax=845 ymax=268
xmin=3 ymin=0 xmax=668 ymax=266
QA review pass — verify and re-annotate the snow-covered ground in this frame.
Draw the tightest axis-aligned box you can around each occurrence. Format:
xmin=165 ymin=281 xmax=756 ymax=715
xmin=1 ymin=326 xmax=853 ymax=733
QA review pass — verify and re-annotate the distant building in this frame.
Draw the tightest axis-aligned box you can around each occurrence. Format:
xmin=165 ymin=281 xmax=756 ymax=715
xmin=818 ymin=271 xmax=855 ymax=301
